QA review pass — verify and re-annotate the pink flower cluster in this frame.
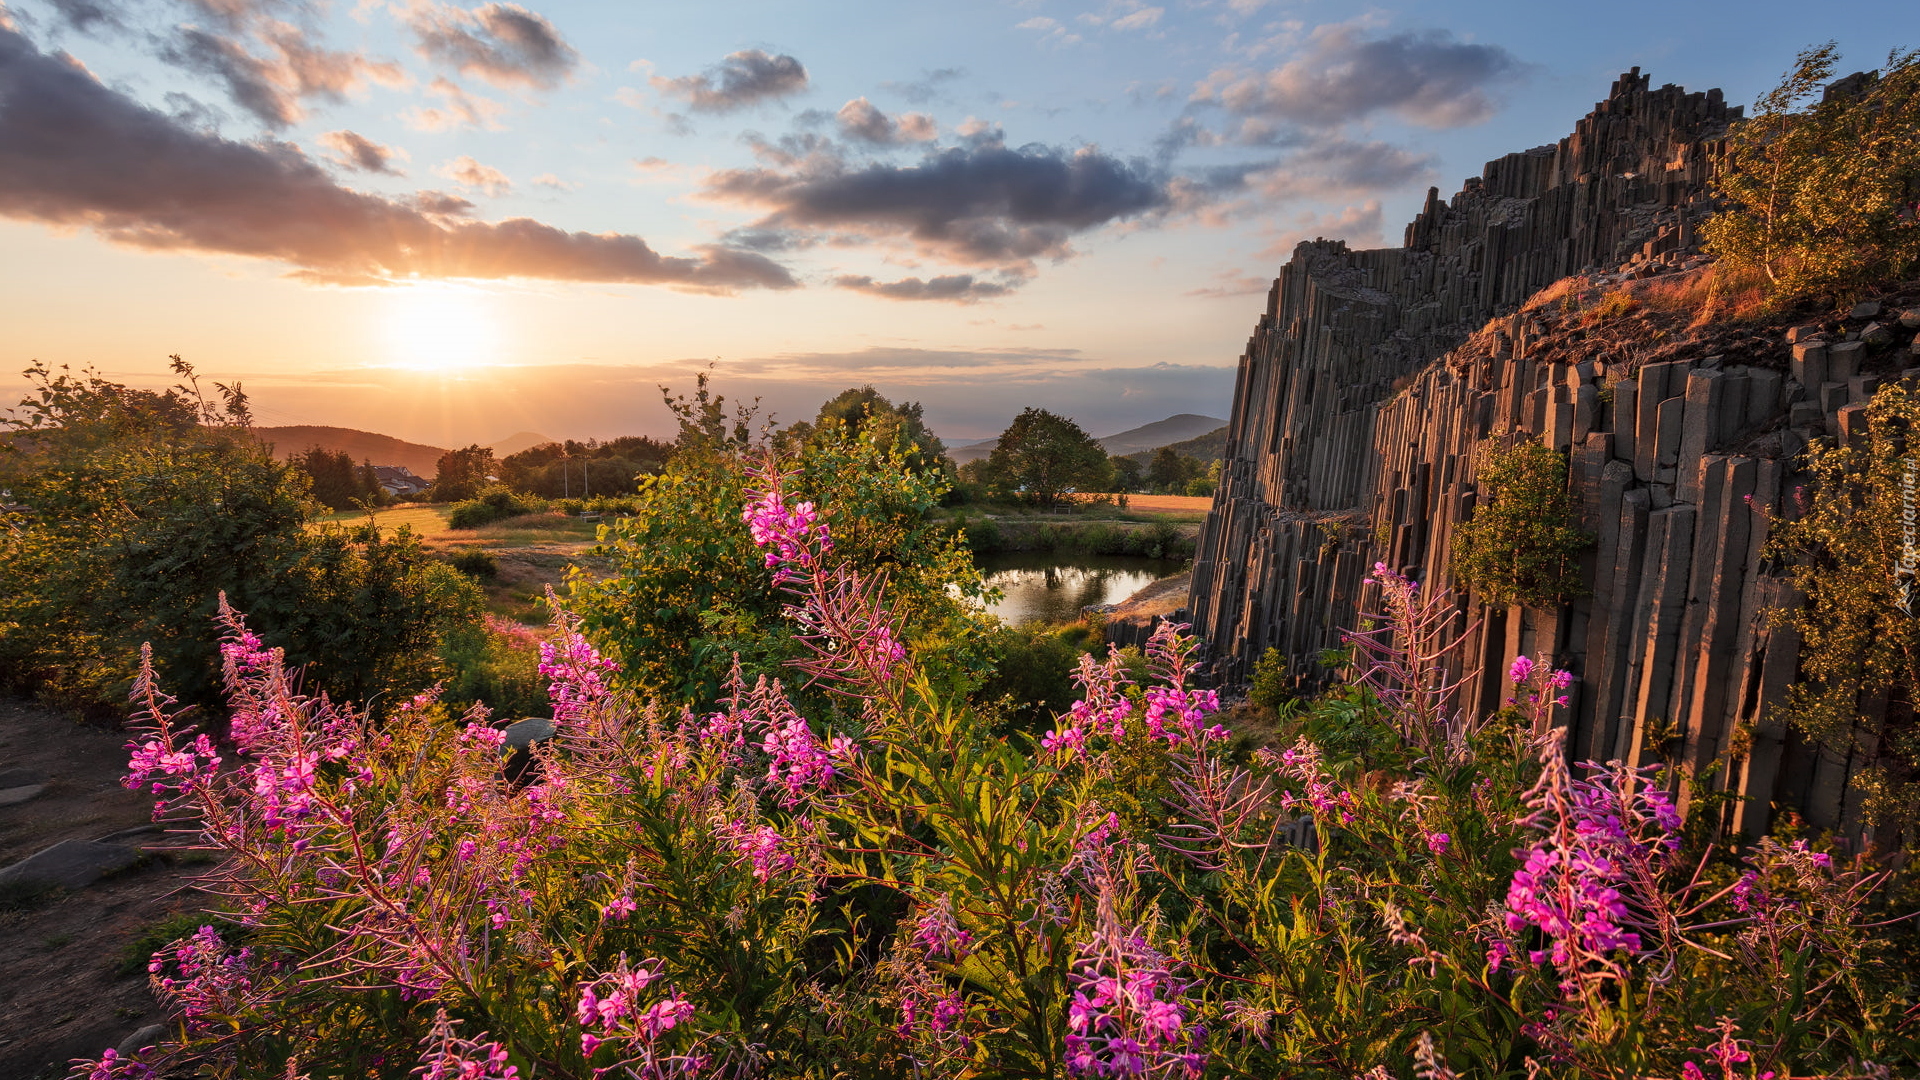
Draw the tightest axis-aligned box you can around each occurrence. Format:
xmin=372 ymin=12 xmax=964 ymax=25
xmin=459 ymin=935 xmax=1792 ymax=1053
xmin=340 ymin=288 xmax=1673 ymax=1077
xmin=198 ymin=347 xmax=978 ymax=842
xmin=576 ymin=956 xmax=700 ymax=1072
xmin=718 ymin=819 xmax=797 ymax=882
xmin=416 ymin=1009 xmax=520 ymax=1080
xmin=71 ymin=1049 xmax=157 ymax=1080
xmin=124 ymin=733 xmax=222 ymax=798
xmin=909 ymin=896 xmax=975 ymax=961
xmin=1142 ymin=686 xmax=1226 ymax=746
xmin=742 ymin=486 xmax=831 ymax=584
xmin=1505 ymin=752 xmax=1681 ymax=988
xmin=1043 ymin=651 xmax=1136 ymax=757
xmin=1274 ymin=739 xmax=1357 ymax=826
xmin=149 ymin=925 xmax=260 ymax=1027
xmin=539 ymin=632 xmax=619 ymax=728
xmin=1064 ymin=916 xmax=1207 ymax=1078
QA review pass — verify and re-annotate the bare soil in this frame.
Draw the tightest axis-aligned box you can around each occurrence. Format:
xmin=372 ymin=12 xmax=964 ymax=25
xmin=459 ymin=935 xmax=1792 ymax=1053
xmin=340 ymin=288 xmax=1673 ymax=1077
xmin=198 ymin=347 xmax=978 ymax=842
xmin=0 ymin=699 xmax=213 ymax=1080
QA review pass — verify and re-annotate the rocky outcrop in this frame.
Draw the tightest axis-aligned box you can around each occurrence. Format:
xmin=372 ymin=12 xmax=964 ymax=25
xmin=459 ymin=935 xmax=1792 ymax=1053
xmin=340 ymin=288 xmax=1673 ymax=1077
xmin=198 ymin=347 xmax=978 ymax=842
xmin=1189 ymin=68 xmax=1919 ymax=840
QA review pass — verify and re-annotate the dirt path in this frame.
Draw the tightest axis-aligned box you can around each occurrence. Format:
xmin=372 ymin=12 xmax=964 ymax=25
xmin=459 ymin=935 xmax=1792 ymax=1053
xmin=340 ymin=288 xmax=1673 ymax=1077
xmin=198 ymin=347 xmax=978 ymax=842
xmin=0 ymin=700 xmax=212 ymax=1080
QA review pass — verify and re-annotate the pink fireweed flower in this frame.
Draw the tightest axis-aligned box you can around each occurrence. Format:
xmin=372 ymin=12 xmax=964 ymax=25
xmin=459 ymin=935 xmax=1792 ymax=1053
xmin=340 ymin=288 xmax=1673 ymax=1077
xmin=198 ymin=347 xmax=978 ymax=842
xmin=1064 ymin=900 xmax=1208 ymax=1078
xmin=1505 ymin=738 xmax=1680 ymax=991
xmin=576 ymin=956 xmax=700 ymax=1067
xmin=124 ymin=733 xmax=222 ymax=799
xmin=1142 ymin=686 xmax=1227 ymax=746
xmin=742 ymin=486 xmax=832 ymax=584
xmin=1274 ymin=739 xmax=1357 ymax=826
xmin=416 ymin=1009 xmax=520 ymax=1080
xmin=538 ymin=632 xmax=618 ymax=728
xmin=1508 ymin=656 xmax=1535 ymax=685
xmin=148 ymin=925 xmax=261 ymax=1027
xmin=910 ymin=895 xmax=975 ymax=961
xmin=70 ymin=1048 xmax=158 ymax=1080
xmin=1425 ymin=832 xmax=1451 ymax=855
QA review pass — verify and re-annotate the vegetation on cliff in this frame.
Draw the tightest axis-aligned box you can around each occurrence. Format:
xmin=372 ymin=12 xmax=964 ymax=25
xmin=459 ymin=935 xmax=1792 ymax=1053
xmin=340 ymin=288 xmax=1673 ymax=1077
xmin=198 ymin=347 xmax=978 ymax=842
xmin=1450 ymin=440 xmax=1592 ymax=609
xmin=1768 ymin=382 xmax=1920 ymax=826
xmin=1705 ymin=43 xmax=1920 ymax=305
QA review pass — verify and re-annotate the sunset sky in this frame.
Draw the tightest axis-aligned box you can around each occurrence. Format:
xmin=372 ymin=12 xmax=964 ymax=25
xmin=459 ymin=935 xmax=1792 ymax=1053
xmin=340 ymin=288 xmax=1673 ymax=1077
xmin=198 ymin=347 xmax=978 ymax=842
xmin=0 ymin=0 xmax=1903 ymax=446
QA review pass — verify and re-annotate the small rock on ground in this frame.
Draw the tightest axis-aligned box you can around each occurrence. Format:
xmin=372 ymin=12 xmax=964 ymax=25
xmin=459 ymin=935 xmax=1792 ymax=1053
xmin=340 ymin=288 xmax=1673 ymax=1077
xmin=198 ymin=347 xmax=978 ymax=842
xmin=0 ymin=784 xmax=46 ymax=807
xmin=0 ymin=839 xmax=141 ymax=891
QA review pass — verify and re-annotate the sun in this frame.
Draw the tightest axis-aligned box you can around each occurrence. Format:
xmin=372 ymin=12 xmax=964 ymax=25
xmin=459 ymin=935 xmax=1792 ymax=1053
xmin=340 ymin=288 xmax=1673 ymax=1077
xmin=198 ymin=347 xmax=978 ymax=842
xmin=383 ymin=286 xmax=501 ymax=371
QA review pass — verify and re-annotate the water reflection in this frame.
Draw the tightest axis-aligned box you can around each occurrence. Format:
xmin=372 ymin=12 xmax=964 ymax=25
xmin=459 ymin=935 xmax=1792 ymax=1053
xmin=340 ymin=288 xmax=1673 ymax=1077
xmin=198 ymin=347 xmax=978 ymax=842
xmin=974 ymin=553 xmax=1181 ymax=626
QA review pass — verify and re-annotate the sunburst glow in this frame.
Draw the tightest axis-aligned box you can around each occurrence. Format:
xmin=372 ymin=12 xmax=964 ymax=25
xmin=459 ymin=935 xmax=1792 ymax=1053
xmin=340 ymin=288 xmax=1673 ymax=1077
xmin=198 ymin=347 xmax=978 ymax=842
xmin=383 ymin=287 xmax=500 ymax=371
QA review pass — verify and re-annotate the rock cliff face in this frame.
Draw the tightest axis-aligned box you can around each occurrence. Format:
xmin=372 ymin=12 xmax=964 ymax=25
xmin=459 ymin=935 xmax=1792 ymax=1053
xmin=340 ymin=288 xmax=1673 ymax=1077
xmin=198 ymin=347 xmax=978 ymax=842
xmin=1188 ymin=69 xmax=1911 ymax=840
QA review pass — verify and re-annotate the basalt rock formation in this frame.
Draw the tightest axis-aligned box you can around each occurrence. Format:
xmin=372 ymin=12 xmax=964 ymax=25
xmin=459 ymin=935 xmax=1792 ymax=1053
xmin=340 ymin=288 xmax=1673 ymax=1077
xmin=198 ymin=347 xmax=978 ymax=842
xmin=1187 ymin=69 xmax=1920 ymax=840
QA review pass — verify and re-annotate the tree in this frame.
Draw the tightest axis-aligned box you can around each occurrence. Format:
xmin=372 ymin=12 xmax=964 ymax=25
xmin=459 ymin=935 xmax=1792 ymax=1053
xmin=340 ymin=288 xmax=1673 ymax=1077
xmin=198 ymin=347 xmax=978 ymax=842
xmin=980 ymin=408 xmax=1112 ymax=510
xmin=0 ymin=360 xmax=480 ymax=711
xmin=571 ymin=380 xmax=991 ymax=704
xmin=1148 ymin=447 xmax=1202 ymax=494
xmin=1703 ymin=44 xmax=1920 ymax=303
xmin=787 ymin=386 xmax=948 ymax=473
xmin=1110 ymin=454 xmax=1144 ymax=493
xmin=293 ymin=445 xmax=384 ymax=510
xmin=429 ymin=444 xmax=497 ymax=502
xmin=1450 ymin=440 xmax=1591 ymax=608
xmin=1766 ymin=382 xmax=1920 ymax=825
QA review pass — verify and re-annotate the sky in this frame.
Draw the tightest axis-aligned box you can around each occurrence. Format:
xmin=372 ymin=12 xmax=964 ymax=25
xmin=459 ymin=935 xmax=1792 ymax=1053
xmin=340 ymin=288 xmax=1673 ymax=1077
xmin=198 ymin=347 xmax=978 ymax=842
xmin=0 ymin=0 xmax=1906 ymax=447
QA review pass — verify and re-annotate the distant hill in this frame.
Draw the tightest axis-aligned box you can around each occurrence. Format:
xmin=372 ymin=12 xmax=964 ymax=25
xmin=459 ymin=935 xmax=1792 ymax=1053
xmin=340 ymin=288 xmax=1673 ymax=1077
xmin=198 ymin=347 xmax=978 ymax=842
xmin=945 ymin=413 xmax=1228 ymax=465
xmin=489 ymin=431 xmax=553 ymax=458
xmin=255 ymin=426 xmax=448 ymax=478
xmin=1124 ymin=424 xmax=1229 ymax=466
xmin=1095 ymin=414 xmax=1226 ymax=456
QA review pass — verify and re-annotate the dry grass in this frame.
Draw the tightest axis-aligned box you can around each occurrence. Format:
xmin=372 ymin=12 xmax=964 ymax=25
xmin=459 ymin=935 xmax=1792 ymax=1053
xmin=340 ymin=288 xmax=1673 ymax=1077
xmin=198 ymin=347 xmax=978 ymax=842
xmin=1636 ymin=263 xmax=1773 ymax=326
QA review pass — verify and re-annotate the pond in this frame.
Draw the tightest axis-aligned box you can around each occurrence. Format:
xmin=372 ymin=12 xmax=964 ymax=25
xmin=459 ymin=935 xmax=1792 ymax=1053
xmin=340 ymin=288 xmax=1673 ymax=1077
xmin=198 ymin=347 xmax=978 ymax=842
xmin=974 ymin=552 xmax=1184 ymax=626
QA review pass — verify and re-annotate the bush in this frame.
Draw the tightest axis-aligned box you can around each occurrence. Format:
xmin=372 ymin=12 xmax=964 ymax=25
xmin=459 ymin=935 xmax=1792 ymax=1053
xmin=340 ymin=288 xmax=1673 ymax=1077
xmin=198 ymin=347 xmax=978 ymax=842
xmin=1766 ymin=381 xmax=1920 ymax=825
xmin=1704 ymin=44 xmax=1920 ymax=305
xmin=437 ymin=616 xmax=549 ymax=721
xmin=1451 ymin=439 xmax=1592 ymax=608
xmin=0 ymin=361 xmax=483 ymax=712
xmin=448 ymin=549 xmax=498 ymax=580
xmin=99 ymin=504 xmax=1918 ymax=1079
xmin=447 ymin=485 xmax=549 ymax=529
xmin=1247 ymin=645 xmax=1293 ymax=710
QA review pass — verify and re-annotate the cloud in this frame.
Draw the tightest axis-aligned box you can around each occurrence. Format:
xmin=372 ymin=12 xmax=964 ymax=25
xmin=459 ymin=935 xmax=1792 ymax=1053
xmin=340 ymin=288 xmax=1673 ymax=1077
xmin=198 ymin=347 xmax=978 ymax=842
xmin=400 ymin=75 xmax=507 ymax=130
xmin=161 ymin=22 xmax=406 ymax=129
xmin=530 ymin=172 xmax=576 ymax=190
xmin=437 ymin=154 xmax=511 ymax=195
xmin=1015 ymin=16 xmax=1081 ymax=47
xmin=702 ymin=142 xmax=1172 ymax=271
xmin=834 ymin=273 xmax=1014 ymax=303
xmin=881 ymin=67 xmax=963 ymax=105
xmin=403 ymin=0 xmax=578 ymax=90
xmin=1184 ymin=267 xmax=1270 ymax=299
xmin=317 ymin=129 xmax=403 ymax=173
xmin=1163 ymin=135 xmax=1431 ymax=225
xmin=651 ymin=49 xmax=808 ymax=114
xmin=1110 ymin=6 xmax=1164 ymax=31
xmin=41 ymin=0 xmax=122 ymax=33
xmin=1255 ymin=200 xmax=1385 ymax=258
xmin=0 ymin=24 xmax=796 ymax=291
xmin=834 ymin=97 xmax=936 ymax=144
xmin=1194 ymin=23 xmax=1525 ymax=128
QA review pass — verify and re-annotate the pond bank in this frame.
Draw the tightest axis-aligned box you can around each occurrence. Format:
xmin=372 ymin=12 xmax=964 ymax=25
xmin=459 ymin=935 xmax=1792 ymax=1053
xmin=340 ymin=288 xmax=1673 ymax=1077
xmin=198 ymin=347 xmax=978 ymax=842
xmin=1096 ymin=570 xmax=1193 ymax=648
xmin=951 ymin=515 xmax=1198 ymax=560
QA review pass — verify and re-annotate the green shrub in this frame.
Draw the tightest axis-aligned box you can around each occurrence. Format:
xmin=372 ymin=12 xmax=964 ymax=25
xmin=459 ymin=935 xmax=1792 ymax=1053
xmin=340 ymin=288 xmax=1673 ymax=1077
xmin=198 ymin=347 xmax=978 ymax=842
xmin=0 ymin=361 xmax=483 ymax=711
xmin=449 ymin=548 xmax=499 ymax=580
xmin=1451 ymin=439 xmax=1592 ymax=608
xmin=1767 ymin=382 xmax=1920 ymax=825
xmin=1704 ymin=44 xmax=1920 ymax=304
xmin=447 ymin=485 xmax=549 ymax=529
xmin=438 ymin=616 xmax=549 ymax=721
xmin=1247 ymin=646 xmax=1293 ymax=711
